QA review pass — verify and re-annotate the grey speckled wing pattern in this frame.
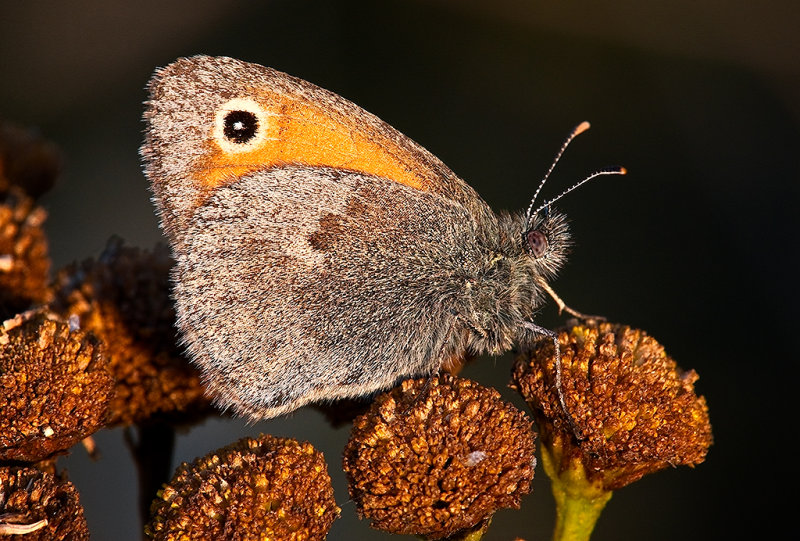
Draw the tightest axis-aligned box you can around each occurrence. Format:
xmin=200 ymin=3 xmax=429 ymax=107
xmin=177 ymin=166 xmax=490 ymax=417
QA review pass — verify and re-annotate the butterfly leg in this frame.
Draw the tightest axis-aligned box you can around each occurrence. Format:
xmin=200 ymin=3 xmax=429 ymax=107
xmin=522 ymin=321 xmax=583 ymax=440
xmin=537 ymin=278 xmax=605 ymax=322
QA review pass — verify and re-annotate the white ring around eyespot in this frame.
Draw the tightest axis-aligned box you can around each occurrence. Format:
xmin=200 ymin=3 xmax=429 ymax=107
xmin=212 ymin=97 xmax=271 ymax=154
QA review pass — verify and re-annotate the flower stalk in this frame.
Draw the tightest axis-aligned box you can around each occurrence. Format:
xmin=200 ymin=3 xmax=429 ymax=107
xmin=541 ymin=442 xmax=611 ymax=541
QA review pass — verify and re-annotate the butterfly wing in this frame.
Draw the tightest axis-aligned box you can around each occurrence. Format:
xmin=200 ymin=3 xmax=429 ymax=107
xmin=142 ymin=56 xmax=497 ymax=417
xmin=176 ymin=166 xmax=486 ymax=417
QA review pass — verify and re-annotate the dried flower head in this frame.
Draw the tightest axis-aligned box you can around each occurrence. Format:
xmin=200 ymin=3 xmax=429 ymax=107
xmin=0 ymin=311 xmax=112 ymax=462
xmin=0 ymin=190 xmax=51 ymax=318
xmin=145 ymin=434 xmax=339 ymax=541
xmin=0 ymin=466 xmax=89 ymax=540
xmin=343 ymin=374 xmax=535 ymax=540
xmin=512 ymin=321 xmax=712 ymax=491
xmin=0 ymin=121 xmax=61 ymax=199
xmin=51 ymin=237 xmax=212 ymax=426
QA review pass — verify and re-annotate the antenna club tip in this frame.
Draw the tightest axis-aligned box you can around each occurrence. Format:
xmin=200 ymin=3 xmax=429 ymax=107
xmin=575 ymin=121 xmax=591 ymax=134
xmin=618 ymin=166 xmax=628 ymax=175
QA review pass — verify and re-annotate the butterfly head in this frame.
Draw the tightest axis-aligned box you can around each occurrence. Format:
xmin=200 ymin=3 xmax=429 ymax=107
xmin=522 ymin=206 xmax=571 ymax=279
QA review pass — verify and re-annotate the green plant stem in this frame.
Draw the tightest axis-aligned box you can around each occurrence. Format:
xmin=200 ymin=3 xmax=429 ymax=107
xmin=540 ymin=444 xmax=612 ymax=541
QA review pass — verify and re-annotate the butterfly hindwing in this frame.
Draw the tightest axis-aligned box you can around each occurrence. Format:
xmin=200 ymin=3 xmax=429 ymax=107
xmin=175 ymin=165 xmax=487 ymax=416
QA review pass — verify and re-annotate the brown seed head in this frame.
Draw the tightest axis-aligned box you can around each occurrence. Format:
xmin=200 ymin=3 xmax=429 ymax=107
xmin=512 ymin=322 xmax=713 ymax=490
xmin=0 ymin=189 xmax=51 ymax=318
xmin=342 ymin=374 xmax=536 ymax=540
xmin=145 ymin=434 xmax=339 ymax=541
xmin=0 ymin=311 xmax=112 ymax=462
xmin=50 ymin=237 xmax=212 ymax=426
xmin=0 ymin=466 xmax=89 ymax=540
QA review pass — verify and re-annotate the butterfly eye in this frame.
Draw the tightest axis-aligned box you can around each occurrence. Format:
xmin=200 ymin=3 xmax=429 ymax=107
xmin=526 ymin=230 xmax=548 ymax=258
xmin=223 ymin=110 xmax=259 ymax=143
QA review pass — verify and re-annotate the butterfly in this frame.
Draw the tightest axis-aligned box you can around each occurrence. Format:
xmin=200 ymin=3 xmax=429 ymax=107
xmin=141 ymin=55 xmax=623 ymax=420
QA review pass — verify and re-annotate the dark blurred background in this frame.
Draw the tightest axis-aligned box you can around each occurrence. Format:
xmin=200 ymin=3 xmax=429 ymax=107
xmin=1 ymin=1 xmax=796 ymax=539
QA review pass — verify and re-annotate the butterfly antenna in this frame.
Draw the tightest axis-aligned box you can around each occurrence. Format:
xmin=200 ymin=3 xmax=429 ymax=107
xmin=525 ymin=121 xmax=592 ymax=226
xmin=532 ymin=166 xmax=627 ymax=217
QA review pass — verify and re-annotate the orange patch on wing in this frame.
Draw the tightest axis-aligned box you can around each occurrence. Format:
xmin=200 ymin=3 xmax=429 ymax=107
xmin=196 ymin=93 xmax=430 ymax=193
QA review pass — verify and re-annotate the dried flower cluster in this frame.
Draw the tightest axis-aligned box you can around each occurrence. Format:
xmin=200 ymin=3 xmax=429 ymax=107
xmin=146 ymin=434 xmax=339 ymax=540
xmin=343 ymin=374 xmax=535 ymax=539
xmin=51 ymin=237 xmax=212 ymax=426
xmin=0 ymin=120 xmax=716 ymax=540
xmin=0 ymin=123 xmax=94 ymax=538
xmin=0 ymin=311 xmax=113 ymax=462
xmin=513 ymin=322 xmax=712 ymax=490
xmin=0 ymin=466 xmax=89 ymax=540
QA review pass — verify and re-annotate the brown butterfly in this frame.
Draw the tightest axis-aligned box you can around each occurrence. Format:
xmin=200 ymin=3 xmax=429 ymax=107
xmin=141 ymin=56 xmax=623 ymax=420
